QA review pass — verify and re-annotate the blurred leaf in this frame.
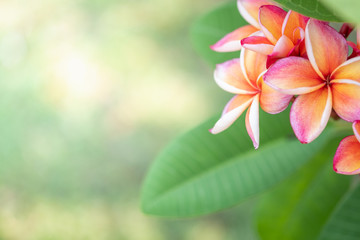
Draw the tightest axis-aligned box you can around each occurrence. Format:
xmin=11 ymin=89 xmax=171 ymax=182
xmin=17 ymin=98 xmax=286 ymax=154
xmin=256 ymin=136 xmax=351 ymax=240
xmin=272 ymin=0 xmax=342 ymax=21
xmin=319 ymin=0 xmax=360 ymax=24
xmin=190 ymin=2 xmax=246 ymax=67
xmin=317 ymin=182 xmax=360 ymax=240
xmin=141 ymin=109 xmax=336 ymax=217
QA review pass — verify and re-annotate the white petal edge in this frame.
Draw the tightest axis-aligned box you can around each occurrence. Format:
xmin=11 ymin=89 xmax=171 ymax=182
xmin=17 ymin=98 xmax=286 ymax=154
xmin=211 ymin=41 xmax=242 ymax=52
xmin=214 ymin=67 xmax=258 ymax=94
xmin=331 ymin=79 xmax=360 ymax=87
xmin=281 ymin=10 xmax=292 ymax=35
xmin=330 ymin=56 xmax=360 ymax=78
xmin=210 ymin=96 xmax=254 ymax=134
xmin=237 ymin=0 xmax=260 ymax=29
xmin=264 ymin=81 xmax=325 ymax=95
xmin=305 ymin=20 xmax=325 ymax=80
xmin=246 ymin=94 xmax=260 ymax=149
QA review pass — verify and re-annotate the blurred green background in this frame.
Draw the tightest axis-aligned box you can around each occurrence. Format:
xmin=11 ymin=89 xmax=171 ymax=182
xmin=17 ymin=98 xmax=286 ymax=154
xmin=0 ymin=0 xmax=260 ymax=239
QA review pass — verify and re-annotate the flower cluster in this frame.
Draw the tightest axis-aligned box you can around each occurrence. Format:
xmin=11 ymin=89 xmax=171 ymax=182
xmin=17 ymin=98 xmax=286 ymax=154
xmin=210 ymin=0 xmax=360 ymax=175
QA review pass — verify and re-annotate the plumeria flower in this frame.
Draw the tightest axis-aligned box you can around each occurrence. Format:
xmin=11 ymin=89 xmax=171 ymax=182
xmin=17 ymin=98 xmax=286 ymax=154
xmin=210 ymin=0 xmax=277 ymax=52
xmin=264 ymin=19 xmax=360 ymax=144
xmin=210 ymin=49 xmax=292 ymax=148
xmin=241 ymin=5 xmax=308 ymax=67
xmin=333 ymin=121 xmax=360 ymax=175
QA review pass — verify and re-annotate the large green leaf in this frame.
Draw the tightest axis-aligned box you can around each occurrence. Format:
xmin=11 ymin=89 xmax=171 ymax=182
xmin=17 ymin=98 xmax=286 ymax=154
xmin=141 ymin=109 xmax=336 ymax=217
xmin=256 ymin=136 xmax=351 ymax=240
xmin=272 ymin=0 xmax=342 ymax=22
xmin=190 ymin=2 xmax=246 ymax=66
xmin=319 ymin=0 xmax=360 ymax=24
xmin=317 ymin=183 xmax=360 ymax=240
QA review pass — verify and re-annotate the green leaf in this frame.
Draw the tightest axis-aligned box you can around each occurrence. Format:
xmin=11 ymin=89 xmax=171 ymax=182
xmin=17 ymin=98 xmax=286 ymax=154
xmin=319 ymin=0 xmax=360 ymax=24
xmin=190 ymin=2 xmax=246 ymax=66
xmin=141 ymin=109 xmax=335 ymax=217
xmin=272 ymin=0 xmax=342 ymax=22
xmin=318 ymin=183 xmax=360 ymax=240
xmin=256 ymin=136 xmax=351 ymax=240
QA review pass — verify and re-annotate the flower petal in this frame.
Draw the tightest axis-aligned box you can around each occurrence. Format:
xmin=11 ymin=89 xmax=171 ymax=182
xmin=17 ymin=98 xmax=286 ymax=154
xmin=266 ymin=35 xmax=294 ymax=67
xmin=357 ymin=28 xmax=360 ymax=49
xmin=210 ymin=95 xmax=254 ymax=134
xmin=331 ymin=56 xmax=360 ymax=82
xmin=333 ymin=136 xmax=360 ymax=175
xmin=353 ymin=121 xmax=360 ymax=143
xmin=339 ymin=23 xmax=354 ymax=39
xmin=210 ymin=25 xmax=258 ymax=52
xmin=305 ymin=19 xmax=348 ymax=79
xmin=331 ymin=79 xmax=360 ymax=122
xmin=259 ymin=5 xmax=287 ymax=44
xmin=214 ymin=59 xmax=258 ymax=94
xmin=271 ymin=35 xmax=294 ymax=57
xmin=241 ymin=36 xmax=274 ymax=55
xmin=348 ymin=41 xmax=360 ymax=59
xmin=237 ymin=0 xmax=277 ymax=29
xmin=282 ymin=10 xmax=308 ymax=43
xmin=264 ymin=56 xmax=325 ymax=95
xmin=290 ymin=86 xmax=332 ymax=144
xmin=259 ymin=76 xmax=292 ymax=114
xmin=240 ymin=48 xmax=267 ymax=88
xmin=245 ymin=94 xmax=260 ymax=149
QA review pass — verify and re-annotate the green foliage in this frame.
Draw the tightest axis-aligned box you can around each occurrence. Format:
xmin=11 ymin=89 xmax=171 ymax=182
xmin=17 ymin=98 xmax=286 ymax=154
xmin=272 ymin=0 xmax=342 ymax=21
xmin=317 ymin=183 xmax=360 ymax=240
xmin=319 ymin=0 xmax=360 ymax=24
xmin=256 ymin=137 xmax=351 ymax=240
xmin=190 ymin=2 xmax=245 ymax=67
xmin=141 ymin=109 xmax=337 ymax=217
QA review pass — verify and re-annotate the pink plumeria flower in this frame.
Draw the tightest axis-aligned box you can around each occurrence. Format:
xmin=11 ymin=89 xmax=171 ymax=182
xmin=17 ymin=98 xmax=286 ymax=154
xmin=210 ymin=0 xmax=278 ymax=52
xmin=333 ymin=121 xmax=360 ymax=175
xmin=210 ymin=49 xmax=292 ymax=148
xmin=264 ymin=19 xmax=360 ymax=144
xmin=241 ymin=5 xmax=308 ymax=67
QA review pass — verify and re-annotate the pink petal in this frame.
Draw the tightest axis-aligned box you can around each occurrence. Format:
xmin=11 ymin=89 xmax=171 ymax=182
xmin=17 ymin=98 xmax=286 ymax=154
xmin=305 ymin=19 xmax=348 ymax=79
xmin=237 ymin=0 xmax=278 ymax=29
xmin=210 ymin=25 xmax=258 ymax=52
xmin=210 ymin=95 xmax=254 ymax=134
xmin=290 ymin=86 xmax=332 ymax=144
xmin=264 ymin=56 xmax=325 ymax=95
xmin=259 ymin=76 xmax=292 ymax=114
xmin=259 ymin=5 xmax=287 ymax=44
xmin=333 ymin=136 xmax=360 ymax=175
xmin=245 ymin=94 xmax=260 ymax=149
xmin=357 ymin=28 xmax=360 ymax=49
xmin=214 ymin=59 xmax=258 ymax=94
xmin=331 ymin=56 xmax=360 ymax=82
xmin=348 ymin=41 xmax=360 ymax=59
xmin=331 ymin=79 xmax=360 ymax=122
xmin=240 ymin=48 xmax=267 ymax=89
xmin=241 ymin=36 xmax=274 ymax=55
xmin=353 ymin=121 xmax=360 ymax=143
xmin=272 ymin=35 xmax=294 ymax=56
xmin=266 ymin=35 xmax=294 ymax=67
